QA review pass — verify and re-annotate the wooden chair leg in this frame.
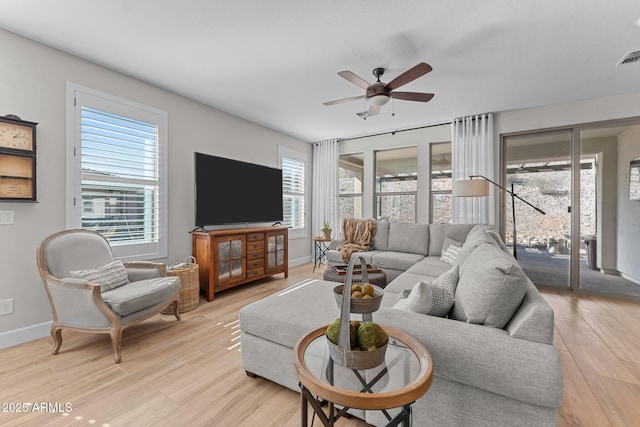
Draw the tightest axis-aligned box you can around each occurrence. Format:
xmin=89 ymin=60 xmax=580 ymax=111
xmin=50 ymin=325 xmax=63 ymax=355
xmin=110 ymin=327 xmax=123 ymax=364
xmin=172 ymin=299 xmax=181 ymax=321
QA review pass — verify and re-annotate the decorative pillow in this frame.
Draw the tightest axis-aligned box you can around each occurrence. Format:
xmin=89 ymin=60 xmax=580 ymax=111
xmin=70 ymin=260 xmax=130 ymax=292
xmin=442 ymin=236 xmax=463 ymax=253
xmin=392 ymin=265 xmax=459 ymax=317
xmin=454 ymin=227 xmax=496 ymax=269
xmin=440 ymin=245 xmax=462 ymax=265
xmin=451 ymin=244 xmax=528 ymax=328
xmin=485 ymin=230 xmax=512 ymax=256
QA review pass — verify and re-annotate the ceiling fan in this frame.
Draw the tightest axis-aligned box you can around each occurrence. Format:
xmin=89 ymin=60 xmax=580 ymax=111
xmin=323 ymin=62 xmax=434 ymax=117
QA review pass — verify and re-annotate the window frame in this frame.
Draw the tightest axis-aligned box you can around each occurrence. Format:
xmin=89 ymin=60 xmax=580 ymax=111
xmin=374 ymin=147 xmax=418 ymax=223
xmin=65 ymin=83 xmax=168 ymax=260
xmin=429 ymin=142 xmax=453 ymax=224
xmin=278 ymin=146 xmax=307 ymax=239
xmin=338 ymin=152 xmax=364 ymax=222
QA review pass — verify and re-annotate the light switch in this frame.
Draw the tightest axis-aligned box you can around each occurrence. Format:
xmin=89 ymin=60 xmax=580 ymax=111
xmin=0 ymin=210 xmax=14 ymax=225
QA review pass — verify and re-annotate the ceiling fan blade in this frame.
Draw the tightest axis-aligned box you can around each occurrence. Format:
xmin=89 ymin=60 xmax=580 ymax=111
xmin=367 ymin=104 xmax=381 ymax=117
xmin=337 ymin=71 xmax=371 ymax=89
xmin=384 ymin=62 xmax=432 ymax=90
xmin=323 ymin=95 xmax=366 ymax=106
xmin=391 ymin=91 xmax=434 ymax=102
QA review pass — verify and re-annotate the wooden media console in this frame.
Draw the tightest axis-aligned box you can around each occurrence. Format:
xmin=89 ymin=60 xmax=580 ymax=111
xmin=191 ymin=226 xmax=288 ymax=301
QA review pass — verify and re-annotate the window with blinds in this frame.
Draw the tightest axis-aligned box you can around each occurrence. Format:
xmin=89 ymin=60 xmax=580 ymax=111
xmin=279 ymin=147 xmax=306 ymax=235
xmin=67 ymin=84 xmax=168 ymax=259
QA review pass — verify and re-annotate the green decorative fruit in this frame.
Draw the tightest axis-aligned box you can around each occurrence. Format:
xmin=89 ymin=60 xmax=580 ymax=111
xmin=326 ymin=319 xmax=357 ymax=349
xmin=357 ymin=322 xmax=388 ymax=349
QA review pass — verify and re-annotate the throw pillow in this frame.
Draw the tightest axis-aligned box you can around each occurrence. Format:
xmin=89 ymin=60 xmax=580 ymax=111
xmin=440 ymin=245 xmax=462 ymax=265
xmin=392 ymin=265 xmax=459 ymax=317
xmin=485 ymin=230 xmax=513 ymax=256
xmin=451 ymin=243 xmax=528 ymax=328
xmin=442 ymin=236 xmax=463 ymax=253
xmin=70 ymin=260 xmax=130 ymax=292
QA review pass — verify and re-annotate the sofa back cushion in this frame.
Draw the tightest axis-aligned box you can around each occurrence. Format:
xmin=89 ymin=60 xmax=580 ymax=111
xmin=372 ymin=220 xmax=390 ymax=251
xmin=428 ymin=224 xmax=476 ymax=256
xmin=387 ymin=222 xmax=429 ymax=255
xmin=452 ymin=243 xmax=528 ymax=329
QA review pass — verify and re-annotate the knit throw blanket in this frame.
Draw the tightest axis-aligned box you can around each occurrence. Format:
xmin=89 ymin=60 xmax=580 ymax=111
xmin=337 ymin=218 xmax=376 ymax=262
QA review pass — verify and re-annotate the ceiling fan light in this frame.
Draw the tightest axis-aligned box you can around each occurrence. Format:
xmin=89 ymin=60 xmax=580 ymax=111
xmin=369 ymin=94 xmax=390 ymax=107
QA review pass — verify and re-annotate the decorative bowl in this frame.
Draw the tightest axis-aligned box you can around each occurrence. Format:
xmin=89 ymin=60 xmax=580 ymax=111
xmin=326 ymin=331 xmax=388 ymax=370
xmin=333 ymin=284 xmax=384 ymax=314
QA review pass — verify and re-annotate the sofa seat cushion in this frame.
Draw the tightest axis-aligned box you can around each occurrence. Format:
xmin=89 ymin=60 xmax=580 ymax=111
xmin=382 ymin=271 xmax=438 ymax=299
xmin=101 ymin=276 xmax=180 ymax=317
xmin=406 ymin=256 xmax=452 ymax=278
xmin=387 ymin=222 xmax=429 ymax=255
xmin=239 ymin=280 xmax=341 ymax=349
xmin=372 ymin=251 xmax=425 ymax=272
xmin=452 ymin=243 xmax=528 ymax=329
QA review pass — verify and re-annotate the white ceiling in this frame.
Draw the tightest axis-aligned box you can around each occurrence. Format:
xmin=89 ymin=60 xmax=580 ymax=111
xmin=1 ymin=0 xmax=640 ymax=142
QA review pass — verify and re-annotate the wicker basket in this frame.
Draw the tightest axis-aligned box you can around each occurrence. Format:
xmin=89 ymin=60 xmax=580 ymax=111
xmin=327 ymin=256 xmax=387 ymax=370
xmin=162 ymin=256 xmax=200 ymax=313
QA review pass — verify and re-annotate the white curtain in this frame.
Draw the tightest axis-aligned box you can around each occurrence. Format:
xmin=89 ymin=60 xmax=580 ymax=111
xmin=452 ymin=113 xmax=495 ymax=224
xmin=312 ymin=139 xmax=340 ymax=240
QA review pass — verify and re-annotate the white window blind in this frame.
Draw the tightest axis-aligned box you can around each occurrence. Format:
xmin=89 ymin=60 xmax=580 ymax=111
xmin=67 ymin=84 xmax=168 ymax=260
xmin=279 ymin=147 xmax=306 ymax=235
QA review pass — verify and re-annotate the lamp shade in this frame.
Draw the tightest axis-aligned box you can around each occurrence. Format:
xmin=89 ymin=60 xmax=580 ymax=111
xmin=369 ymin=94 xmax=390 ymax=107
xmin=454 ymin=179 xmax=489 ymax=197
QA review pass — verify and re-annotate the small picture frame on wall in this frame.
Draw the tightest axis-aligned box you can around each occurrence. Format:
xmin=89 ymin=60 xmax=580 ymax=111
xmin=630 ymin=157 xmax=640 ymax=201
xmin=0 ymin=115 xmax=38 ymax=202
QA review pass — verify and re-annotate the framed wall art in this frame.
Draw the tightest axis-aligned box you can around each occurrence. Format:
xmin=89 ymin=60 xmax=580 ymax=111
xmin=0 ymin=115 xmax=38 ymax=202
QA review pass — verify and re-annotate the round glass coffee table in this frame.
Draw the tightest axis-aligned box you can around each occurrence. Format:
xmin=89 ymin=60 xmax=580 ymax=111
xmin=293 ymin=325 xmax=433 ymax=426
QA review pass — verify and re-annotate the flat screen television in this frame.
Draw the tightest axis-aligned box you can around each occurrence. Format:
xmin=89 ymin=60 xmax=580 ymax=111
xmin=194 ymin=152 xmax=283 ymax=227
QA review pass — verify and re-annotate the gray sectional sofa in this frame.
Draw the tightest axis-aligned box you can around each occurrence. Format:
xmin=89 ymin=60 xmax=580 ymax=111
xmin=239 ymin=221 xmax=563 ymax=426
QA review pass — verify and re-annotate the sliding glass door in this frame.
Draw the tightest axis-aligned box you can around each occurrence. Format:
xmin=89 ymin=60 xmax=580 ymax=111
xmin=502 ymin=119 xmax=640 ymax=298
xmin=502 ymin=130 xmax=573 ymax=290
xmin=577 ymin=124 xmax=640 ymax=297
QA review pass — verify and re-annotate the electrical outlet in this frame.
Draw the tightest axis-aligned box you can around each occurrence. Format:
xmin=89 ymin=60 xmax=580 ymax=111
xmin=0 ymin=298 xmax=13 ymax=315
xmin=0 ymin=210 xmax=14 ymax=225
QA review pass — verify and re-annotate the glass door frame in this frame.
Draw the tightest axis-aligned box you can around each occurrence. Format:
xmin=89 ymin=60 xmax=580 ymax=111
xmin=500 ymin=127 xmax=574 ymax=291
xmin=500 ymin=116 xmax=640 ymax=297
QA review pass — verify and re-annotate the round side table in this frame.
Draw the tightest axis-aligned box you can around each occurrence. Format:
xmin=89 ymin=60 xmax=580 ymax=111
xmin=293 ymin=325 xmax=433 ymax=426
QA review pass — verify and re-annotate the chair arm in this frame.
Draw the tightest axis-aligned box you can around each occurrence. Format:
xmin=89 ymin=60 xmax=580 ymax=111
xmin=123 ymin=261 xmax=166 ymax=281
xmin=44 ymin=276 xmax=113 ymax=328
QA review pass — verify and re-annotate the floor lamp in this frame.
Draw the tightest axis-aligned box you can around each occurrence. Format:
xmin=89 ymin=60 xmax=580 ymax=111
xmin=454 ymin=175 xmax=545 ymax=260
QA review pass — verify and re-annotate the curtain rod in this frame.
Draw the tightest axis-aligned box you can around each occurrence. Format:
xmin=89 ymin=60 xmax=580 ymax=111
xmin=337 ymin=121 xmax=452 ymax=143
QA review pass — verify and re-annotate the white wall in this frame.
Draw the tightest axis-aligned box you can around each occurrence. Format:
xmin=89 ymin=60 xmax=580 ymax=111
xmin=0 ymin=29 xmax=312 ymax=346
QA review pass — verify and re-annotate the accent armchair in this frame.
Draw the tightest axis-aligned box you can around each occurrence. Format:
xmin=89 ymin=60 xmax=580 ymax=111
xmin=36 ymin=229 xmax=181 ymax=363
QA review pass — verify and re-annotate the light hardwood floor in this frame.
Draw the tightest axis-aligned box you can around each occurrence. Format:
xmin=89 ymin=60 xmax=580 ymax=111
xmin=1 ymin=264 xmax=638 ymax=426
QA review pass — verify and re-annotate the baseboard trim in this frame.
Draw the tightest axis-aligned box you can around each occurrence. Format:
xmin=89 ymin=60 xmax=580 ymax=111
xmin=620 ymin=272 xmax=640 ymax=285
xmin=0 ymin=321 xmax=51 ymax=349
xmin=288 ymin=256 xmax=310 ymax=268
